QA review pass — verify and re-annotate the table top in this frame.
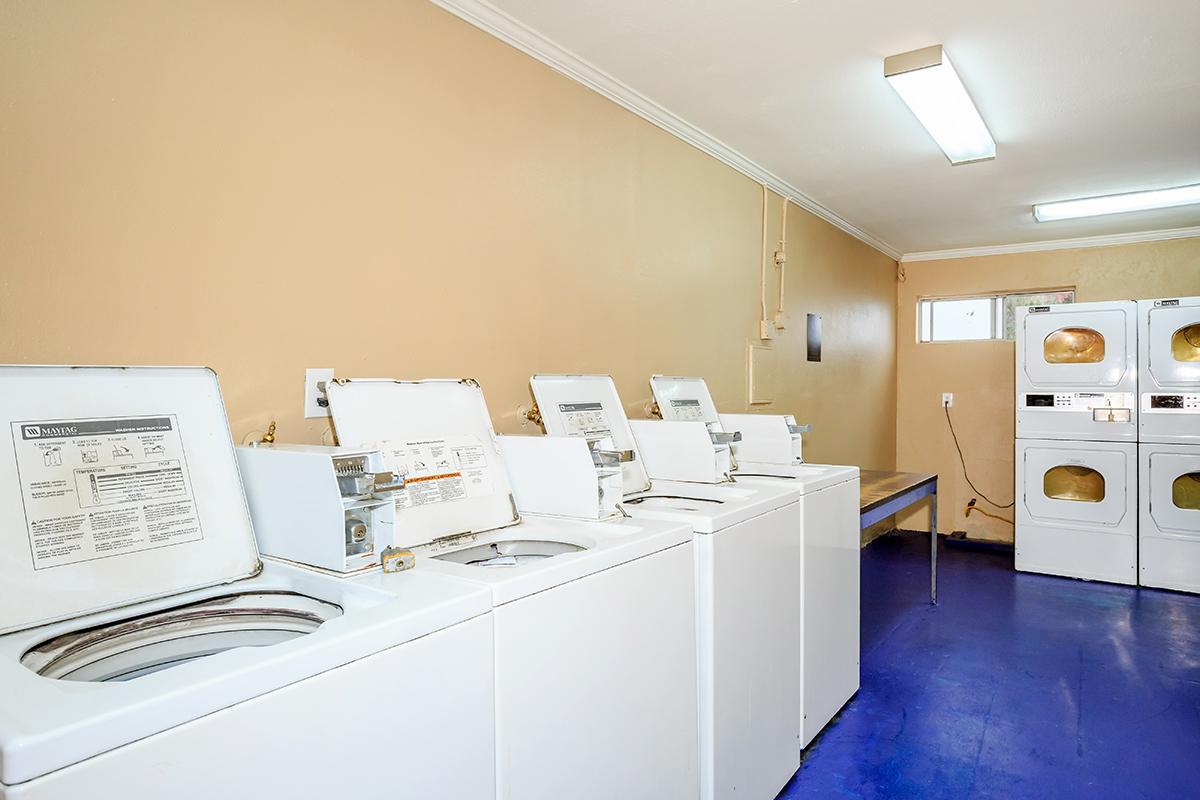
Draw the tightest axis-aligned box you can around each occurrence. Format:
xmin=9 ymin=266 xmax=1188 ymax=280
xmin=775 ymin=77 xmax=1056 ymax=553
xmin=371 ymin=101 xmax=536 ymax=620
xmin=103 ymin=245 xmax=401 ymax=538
xmin=859 ymin=470 xmax=938 ymax=513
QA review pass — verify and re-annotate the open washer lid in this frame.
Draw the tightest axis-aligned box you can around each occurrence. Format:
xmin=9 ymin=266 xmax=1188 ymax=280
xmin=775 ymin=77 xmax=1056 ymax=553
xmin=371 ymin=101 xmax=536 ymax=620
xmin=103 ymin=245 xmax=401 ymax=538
xmin=650 ymin=375 xmax=722 ymax=427
xmin=326 ymin=378 xmax=519 ymax=548
xmin=0 ymin=366 xmax=261 ymax=635
xmin=530 ymin=374 xmax=652 ymax=496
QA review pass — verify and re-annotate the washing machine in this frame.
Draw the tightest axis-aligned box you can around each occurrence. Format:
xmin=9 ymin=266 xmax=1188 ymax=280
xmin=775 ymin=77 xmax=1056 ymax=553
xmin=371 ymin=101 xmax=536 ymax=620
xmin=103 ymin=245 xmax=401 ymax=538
xmin=0 ymin=366 xmax=495 ymax=800
xmin=649 ymin=374 xmax=861 ymax=749
xmin=650 ymin=374 xmax=810 ymax=465
xmin=1015 ymin=300 xmax=1138 ymax=442
xmin=529 ymin=374 xmax=803 ymax=800
xmin=1015 ymin=437 xmax=1138 ymax=584
xmin=1138 ymin=442 xmax=1200 ymax=593
xmin=1138 ymin=296 xmax=1200 ymax=445
xmin=325 ymin=377 xmax=700 ymax=800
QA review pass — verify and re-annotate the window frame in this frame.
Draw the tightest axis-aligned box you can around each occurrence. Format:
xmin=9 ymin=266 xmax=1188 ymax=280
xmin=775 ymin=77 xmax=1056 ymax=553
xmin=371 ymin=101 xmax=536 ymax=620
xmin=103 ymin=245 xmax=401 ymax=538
xmin=917 ymin=288 xmax=1076 ymax=344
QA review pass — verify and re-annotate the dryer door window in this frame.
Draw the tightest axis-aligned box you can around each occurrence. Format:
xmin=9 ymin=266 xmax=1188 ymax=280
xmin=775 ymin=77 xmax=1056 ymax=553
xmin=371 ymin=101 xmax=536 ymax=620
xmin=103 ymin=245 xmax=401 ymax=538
xmin=1172 ymin=324 xmax=1200 ymax=363
xmin=1043 ymin=465 xmax=1105 ymax=503
xmin=1174 ymin=472 xmax=1200 ymax=510
xmin=1043 ymin=328 xmax=1106 ymax=364
xmin=1147 ymin=306 xmax=1200 ymax=388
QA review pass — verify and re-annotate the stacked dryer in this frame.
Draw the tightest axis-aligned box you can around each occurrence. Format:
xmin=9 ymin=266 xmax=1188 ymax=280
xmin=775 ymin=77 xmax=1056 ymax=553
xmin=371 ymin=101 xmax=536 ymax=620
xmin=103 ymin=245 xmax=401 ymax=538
xmin=1014 ymin=300 xmax=1139 ymax=584
xmin=1137 ymin=296 xmax=1200 ymax=594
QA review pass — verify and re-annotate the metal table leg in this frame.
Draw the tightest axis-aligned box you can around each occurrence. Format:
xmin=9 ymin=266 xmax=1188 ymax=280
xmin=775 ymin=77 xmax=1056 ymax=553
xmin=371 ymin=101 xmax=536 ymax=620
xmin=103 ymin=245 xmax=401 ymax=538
xmin=930 ymin=485 xmax=938 ymax=605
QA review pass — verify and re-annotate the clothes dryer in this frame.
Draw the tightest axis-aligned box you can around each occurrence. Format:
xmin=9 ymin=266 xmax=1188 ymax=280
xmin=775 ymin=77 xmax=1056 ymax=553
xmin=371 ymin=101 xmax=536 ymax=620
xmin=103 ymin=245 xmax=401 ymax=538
xmin=326 ymin=378 xmax=700 ymax=800
xmin=1138 ymin=442 xmax=1200 ymax=593
xmin=0 ymin=366 xmax=495 ymax=800
xmin=530 ymin=374 xmax=803 ymax=800
xmin=1138 ymin=296 xmax=1200 ymax=445
xmin=1015 ymin=437 xmax=1137 ymax=584
xmin=1015 ymin=300 xmax=1138 ymax=442
xmin=649 ymin=374 xmax=861 ymax=749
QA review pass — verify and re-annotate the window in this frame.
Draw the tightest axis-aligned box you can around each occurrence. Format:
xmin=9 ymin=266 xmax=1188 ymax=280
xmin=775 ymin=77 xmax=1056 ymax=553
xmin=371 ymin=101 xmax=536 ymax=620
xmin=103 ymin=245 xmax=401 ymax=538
xmin=1043 ymin=327 xmax=1105 ymax=364
xmin=1173 ymin=323 xmax=1200 ymax=362
xmin=1174 ymin=473 xmax=1200 ymax=510
xmin=1044 ymin=465 xmax=1105 ymax=503
xmin=918 ymin=289 xmax=1074 ymax=343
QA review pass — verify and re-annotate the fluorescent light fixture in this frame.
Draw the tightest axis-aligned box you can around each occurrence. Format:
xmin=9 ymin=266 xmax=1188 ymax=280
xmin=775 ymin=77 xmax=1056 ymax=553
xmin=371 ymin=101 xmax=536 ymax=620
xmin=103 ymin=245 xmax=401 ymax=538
xmin=884 ymin=45 xmax=995 ymax=165
xmin=1034 ymin=183 xmax=1200 ymax=222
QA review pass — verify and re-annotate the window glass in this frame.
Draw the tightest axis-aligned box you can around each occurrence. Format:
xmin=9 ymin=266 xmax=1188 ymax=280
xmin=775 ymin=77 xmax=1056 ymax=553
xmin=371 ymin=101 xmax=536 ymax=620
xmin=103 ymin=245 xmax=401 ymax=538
xmin=919 ymin=289 xmax=1074 ymax=343
xmin=928 ymin=297 xmax=993 ymax=341
xmin=1003 ymin=290 xmax=1075 ymax=339
xmin=1174 ymin=473 xmax=1200 ymax=510
xmin=1044 ymin=327 xmax=1105 ymax=364
xmin=1172 ymin=323 xmax=1200 ymax=363
xmin=1044 ymin=465 xmax=1105 ymax=503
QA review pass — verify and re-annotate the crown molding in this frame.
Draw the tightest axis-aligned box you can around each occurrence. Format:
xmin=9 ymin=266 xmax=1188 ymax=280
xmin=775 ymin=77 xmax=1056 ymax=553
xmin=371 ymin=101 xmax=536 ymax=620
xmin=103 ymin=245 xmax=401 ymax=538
xmin=901 ymin=225 xmax=1200 ymax=263
xmin=427 ymin=0 xmax=903 ymax=261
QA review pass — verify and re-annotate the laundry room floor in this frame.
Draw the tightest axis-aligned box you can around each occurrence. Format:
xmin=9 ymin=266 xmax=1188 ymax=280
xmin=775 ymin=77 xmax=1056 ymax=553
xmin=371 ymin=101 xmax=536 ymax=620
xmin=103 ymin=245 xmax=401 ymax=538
xmin=778 ymin=532 xmax=1200 ymax=800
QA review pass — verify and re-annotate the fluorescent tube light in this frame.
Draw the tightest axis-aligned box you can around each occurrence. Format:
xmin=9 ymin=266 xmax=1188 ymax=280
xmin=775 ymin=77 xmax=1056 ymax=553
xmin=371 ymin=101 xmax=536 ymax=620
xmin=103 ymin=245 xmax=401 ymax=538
xmin=884 ymin=45 xmax=995 ymax=165
xmin=1033 ymin=184 xmax=1200 ymax=222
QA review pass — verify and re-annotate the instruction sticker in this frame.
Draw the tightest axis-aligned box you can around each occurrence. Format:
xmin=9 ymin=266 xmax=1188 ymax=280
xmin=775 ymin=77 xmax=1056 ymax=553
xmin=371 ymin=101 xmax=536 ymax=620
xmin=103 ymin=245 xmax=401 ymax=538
xmin=11 ymin=416 xmax=202 ymax=570
xmin=557 ymin=402 xmax=612 ymax=439
xmin=668 ymin=399 xmax=708 ymax=422
xmin=379 ymin=435 xmax=495 ymax=510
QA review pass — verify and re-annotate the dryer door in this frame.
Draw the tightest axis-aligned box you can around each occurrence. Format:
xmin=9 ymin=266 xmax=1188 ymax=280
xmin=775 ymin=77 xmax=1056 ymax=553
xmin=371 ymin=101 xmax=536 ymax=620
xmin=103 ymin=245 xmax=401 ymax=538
xmin=1022 ymin=444 xmax=1133 ymax=527
xmin=1147 ymin=450 xmax=1200 ymax=537
xmin=1020 ymin=306 xmax=1133 ymax=388
xmin=1146 ymin=304 xmax=1200 ymax=390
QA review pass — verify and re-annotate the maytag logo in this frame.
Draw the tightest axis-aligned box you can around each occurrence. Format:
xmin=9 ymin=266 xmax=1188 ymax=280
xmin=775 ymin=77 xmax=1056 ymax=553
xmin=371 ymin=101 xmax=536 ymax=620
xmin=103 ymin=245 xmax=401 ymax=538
xmin=1028 ymin=306 xmax=1051 ymax=313
xmin=23 ymin=424 xmax=77 ymax=439
xmin=1155 ymin=299 xmax=1180 ymax=307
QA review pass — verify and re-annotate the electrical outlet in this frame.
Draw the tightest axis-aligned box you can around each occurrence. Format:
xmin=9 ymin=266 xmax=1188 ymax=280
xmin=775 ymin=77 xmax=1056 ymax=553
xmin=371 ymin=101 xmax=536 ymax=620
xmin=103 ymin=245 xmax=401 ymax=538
xmin=759 ymin=319 xmax=776 ymax=340
xmin=304 ymin=368 xmax=335 ymax=418
xmin=773 ymin=311 xmax=791 ymax=331
xmin=942 ymin=392 xmax=954 ymax=408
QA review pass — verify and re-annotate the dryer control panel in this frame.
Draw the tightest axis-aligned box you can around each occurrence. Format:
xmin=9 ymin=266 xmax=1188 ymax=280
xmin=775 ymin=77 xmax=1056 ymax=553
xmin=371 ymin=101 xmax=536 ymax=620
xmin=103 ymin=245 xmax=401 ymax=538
xmin=1022 ymin=392 xmax=1135 ymax=412
xmin=1143 ymin=393 xmax=1200 ymax=413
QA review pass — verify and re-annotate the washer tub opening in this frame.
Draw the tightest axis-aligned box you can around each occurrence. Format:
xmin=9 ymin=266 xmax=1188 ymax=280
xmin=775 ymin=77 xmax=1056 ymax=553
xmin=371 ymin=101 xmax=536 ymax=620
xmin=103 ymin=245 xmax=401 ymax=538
xmin=21 ymin=591 xmax=343 ymax=683
xmin=434 ymin=539 xmax=586 ymax=567
xmin=625 ymin=494 xmax=725 ymax=512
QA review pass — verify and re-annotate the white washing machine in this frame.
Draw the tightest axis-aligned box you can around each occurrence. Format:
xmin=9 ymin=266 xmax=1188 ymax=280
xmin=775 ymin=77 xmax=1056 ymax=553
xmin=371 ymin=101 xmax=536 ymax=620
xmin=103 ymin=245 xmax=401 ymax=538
xmin=0 ymin=366 xmax=495 ymax=800
xmin=1139 ymin=442 xmax=1200 ymax=593
xmin=1015 ymin=437 xmax=1138 ymax=584
xmin=649 ymin=374 xmax=861 ymax=749
xmin=325 ymin=378 xmax=700 ymax=800
xmin=1015 ymin=300 xmax=1138 ymax=442
xmin=530 ymin=374 xmax=803 ymax=800
xmin=650 ymin=374 xmax=809 ymax=466
xmin=1138 ymin=296 xmax=1200 ymax=445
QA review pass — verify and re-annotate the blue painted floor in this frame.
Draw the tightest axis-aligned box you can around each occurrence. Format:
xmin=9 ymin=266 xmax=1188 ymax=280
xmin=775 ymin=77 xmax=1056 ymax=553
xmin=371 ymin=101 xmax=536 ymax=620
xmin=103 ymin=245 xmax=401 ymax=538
xmin=778 ymin=533 xmax=1200 ymax=800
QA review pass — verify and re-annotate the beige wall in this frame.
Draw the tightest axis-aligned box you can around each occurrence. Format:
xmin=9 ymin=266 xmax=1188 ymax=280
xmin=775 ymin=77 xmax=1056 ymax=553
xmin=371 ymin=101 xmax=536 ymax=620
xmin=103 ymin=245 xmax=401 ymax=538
xmin=0 ymin=0 xmax=897 ymax=472
xmin=896 ymin=237 xmax=1200 ymax=542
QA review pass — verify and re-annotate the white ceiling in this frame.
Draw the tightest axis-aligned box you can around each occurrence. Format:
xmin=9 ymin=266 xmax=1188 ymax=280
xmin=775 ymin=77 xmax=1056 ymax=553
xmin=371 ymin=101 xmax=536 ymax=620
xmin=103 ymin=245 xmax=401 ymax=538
xmin=462 ymin=0 xmax=1200 ymax=256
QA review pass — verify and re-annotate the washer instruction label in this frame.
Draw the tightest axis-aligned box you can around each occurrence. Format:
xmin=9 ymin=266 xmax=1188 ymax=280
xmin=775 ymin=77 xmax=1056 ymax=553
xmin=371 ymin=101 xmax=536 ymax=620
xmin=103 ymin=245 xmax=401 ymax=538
xmin=12 ymin=416 xmax=202 ymax=570
xmin=558 ymin=401 xmax=612 ymax=438
xmin=668 ymin=399 xmax=708 ymax=422
xmin=379 ymin=436 xmax=494 ymax=510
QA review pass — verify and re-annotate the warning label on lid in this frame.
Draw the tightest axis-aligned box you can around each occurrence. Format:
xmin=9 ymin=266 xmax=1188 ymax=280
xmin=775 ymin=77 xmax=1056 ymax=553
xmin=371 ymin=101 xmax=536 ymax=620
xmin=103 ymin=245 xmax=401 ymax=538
xmin=378 ymin=435 xmax=495 ymax=510
xmin=11 ymin=415 xmax=203 ymax=570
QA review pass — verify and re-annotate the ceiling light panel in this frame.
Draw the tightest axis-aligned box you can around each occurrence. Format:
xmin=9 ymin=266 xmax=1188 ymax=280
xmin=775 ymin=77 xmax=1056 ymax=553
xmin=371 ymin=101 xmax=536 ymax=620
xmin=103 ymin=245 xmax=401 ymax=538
xmin=885 ymin=45 xmax=996 ymax=166
xmin=1033 ymin=183 xmax=1200 ymax=222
